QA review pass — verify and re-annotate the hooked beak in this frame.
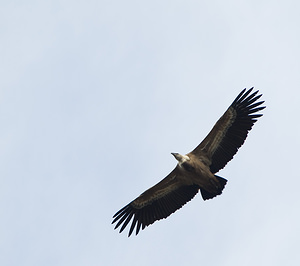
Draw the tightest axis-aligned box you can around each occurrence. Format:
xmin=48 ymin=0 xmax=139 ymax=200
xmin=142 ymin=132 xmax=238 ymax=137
xmin=171 ymin=152 xmax=179 ymax=161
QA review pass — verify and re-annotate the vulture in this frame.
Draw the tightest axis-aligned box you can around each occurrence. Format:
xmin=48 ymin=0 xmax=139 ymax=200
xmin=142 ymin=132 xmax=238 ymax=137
xmin=112 ymin=88 xmax=265 ymax=237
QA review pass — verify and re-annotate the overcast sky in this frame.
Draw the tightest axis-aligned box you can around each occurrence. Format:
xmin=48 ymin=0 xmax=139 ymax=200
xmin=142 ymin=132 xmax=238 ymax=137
xmin=1 ymin=1 xmax=300 ymax=265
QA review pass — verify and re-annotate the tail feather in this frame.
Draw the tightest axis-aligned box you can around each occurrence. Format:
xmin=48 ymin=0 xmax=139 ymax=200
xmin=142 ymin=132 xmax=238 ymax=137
xmin=200 ymin=175 xmax=227 ymax=200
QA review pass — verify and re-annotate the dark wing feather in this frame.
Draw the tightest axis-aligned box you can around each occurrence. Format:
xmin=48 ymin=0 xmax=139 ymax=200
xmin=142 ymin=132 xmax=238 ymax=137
xmin=190 ymin=88 xmax=265 ymax=173
xmin=112 ymin=168 xmax=199 ymax=237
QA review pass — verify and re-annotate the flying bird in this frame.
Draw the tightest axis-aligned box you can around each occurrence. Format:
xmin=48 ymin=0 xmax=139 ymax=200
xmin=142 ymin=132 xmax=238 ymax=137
xmin=112 ymin=88 xmax=265 ymax=237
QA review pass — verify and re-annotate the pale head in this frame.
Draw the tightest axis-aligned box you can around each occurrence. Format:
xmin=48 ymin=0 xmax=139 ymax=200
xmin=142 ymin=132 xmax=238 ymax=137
xmin=171 ymin=153 xmax=190 ymax=164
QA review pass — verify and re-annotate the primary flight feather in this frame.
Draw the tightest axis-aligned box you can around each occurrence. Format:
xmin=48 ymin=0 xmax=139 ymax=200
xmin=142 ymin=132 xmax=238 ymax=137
xmin=112 ymin=88 xmax=265 ymax=236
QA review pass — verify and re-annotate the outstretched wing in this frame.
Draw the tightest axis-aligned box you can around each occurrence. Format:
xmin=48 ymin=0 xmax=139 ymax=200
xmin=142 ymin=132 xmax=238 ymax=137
xmin=190 ymin=88 xmax=265 ymax=173
xmin=112 ymin=167 xmax=200 ymax=237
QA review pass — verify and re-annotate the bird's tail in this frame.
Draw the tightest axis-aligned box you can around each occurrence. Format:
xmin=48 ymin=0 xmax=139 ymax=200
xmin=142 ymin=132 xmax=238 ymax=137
xmin=200 ymin=175 xmax=227 ymax=200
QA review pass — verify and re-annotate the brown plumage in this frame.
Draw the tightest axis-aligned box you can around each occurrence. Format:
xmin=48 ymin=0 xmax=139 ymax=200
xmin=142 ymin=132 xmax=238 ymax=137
xmin=112 ymin=88 xmax=265 ymax=236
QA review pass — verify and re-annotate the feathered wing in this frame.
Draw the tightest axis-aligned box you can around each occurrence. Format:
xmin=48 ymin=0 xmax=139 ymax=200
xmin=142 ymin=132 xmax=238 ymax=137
xmin=112 ymin=167 xmax=200 ymax=237
xmin=190 ymin=88 xmax=265 ymax=173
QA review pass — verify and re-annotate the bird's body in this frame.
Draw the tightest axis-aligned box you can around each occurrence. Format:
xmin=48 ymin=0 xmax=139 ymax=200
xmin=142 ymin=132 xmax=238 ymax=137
xmin=172 ymin=153 xmax=223 ymax=195
xmin=112 ymin=88 xmax=265 ymax=236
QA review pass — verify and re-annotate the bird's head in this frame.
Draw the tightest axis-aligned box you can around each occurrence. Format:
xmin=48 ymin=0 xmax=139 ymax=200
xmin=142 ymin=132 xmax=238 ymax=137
xmin=171 ymin=153 xmax=190 ymax=164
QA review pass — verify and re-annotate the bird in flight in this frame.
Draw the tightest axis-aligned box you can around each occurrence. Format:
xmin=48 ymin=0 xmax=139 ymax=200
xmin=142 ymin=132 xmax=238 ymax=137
xmin=112 ymin=88 xmax=265 ymax=237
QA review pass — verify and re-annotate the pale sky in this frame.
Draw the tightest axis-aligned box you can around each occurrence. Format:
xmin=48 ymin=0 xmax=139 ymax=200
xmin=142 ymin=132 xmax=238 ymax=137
xmin=1 ymin=1 xmax=300 ymax=265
